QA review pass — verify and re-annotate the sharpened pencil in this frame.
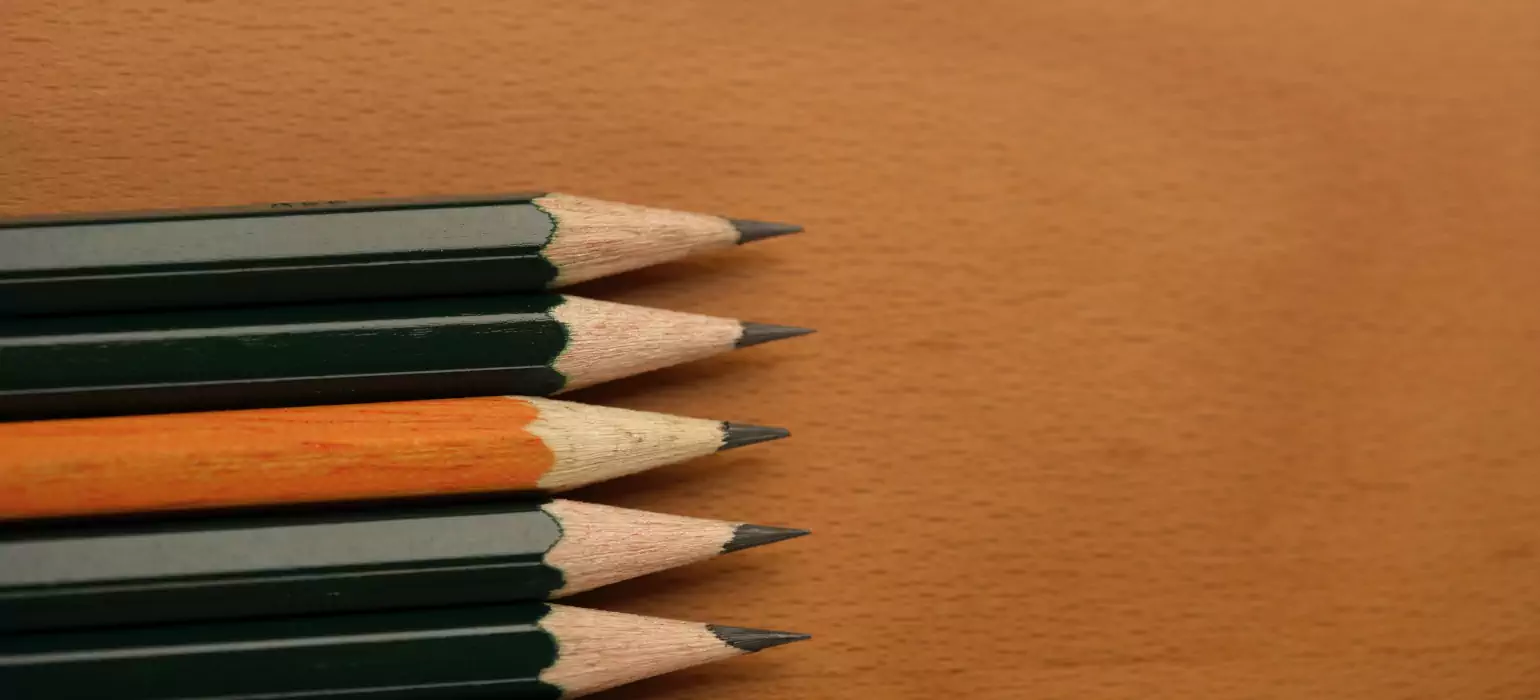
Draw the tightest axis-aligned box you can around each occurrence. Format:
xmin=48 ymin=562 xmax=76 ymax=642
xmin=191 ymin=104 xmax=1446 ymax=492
xmin=0 ymin=499 xmax=808 ymax=632
xmin=0 ymin=294 xmax=813 ymax=420
xmin=0 ymin=396 xmax=789 ymax=520
xmin=0 ymin=193 xmax=802 ymax=316
xmin=0 ymin=602 xmax=810 ymax=698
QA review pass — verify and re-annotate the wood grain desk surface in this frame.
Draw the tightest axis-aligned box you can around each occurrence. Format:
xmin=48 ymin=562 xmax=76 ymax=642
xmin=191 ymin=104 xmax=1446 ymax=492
xmin=4 ymin=2 xmax=1538 ymax=697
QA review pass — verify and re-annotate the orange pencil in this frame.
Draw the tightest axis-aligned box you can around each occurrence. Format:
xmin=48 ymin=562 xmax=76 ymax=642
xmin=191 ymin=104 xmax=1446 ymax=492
xmin=0 ymin=397 xmax=788 ymax=520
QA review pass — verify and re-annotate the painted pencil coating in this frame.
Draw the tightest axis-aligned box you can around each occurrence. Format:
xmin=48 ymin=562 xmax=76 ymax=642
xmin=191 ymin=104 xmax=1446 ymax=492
xmin=0 ymin=396 xmax=772 ymax=519
xmin=0 ymin=397 xmax=542 ymax=518
xmin=0 ymin=193 xmax=796 ymax=315
xmin=0 ymin=603 xmax=808 ymax=699
xmin=0 ymin=294 xmax=808 ymax=420
xmin=0 ymin=499 xmax=803 ymax=632
xmin=0 ymin=294 xmax=568 ymax=393
xmin=0 ymin=604 xmax=564 ymax=700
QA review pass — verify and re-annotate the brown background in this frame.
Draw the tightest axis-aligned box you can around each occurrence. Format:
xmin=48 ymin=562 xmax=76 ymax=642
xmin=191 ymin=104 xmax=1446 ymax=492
xmin=5 ymin=1 xmax=1540 ymax=697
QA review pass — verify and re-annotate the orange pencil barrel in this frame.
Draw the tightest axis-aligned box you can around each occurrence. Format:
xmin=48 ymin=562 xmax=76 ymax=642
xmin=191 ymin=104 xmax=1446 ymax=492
xmin=0 ymin=398 xmax=553 ymax=519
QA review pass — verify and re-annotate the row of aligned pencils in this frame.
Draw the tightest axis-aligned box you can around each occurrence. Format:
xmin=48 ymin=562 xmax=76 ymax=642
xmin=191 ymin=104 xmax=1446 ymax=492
xmin=0 ymin=194 xmax=816 ymax=698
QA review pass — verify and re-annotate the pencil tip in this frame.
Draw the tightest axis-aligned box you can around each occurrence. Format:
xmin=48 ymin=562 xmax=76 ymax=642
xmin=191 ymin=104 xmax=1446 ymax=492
xmin=731 ymin=218 xmax=802 ymax=243
xmin=708 ymin=625 xmax=812 ymax=653
xmin=737 ymin=323 xmax=815 ymax=348
xmin=724 ymin=524 xmax=810 ymax=553
xmin=720 ymin=423 xmax=791 ymax=451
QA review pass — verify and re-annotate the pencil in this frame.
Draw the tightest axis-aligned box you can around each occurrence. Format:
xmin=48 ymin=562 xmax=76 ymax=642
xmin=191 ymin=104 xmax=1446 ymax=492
xmin=0 ymin=294 xmax=813 ymax=420
xmin=0 ymin=193 xmax=801 ymax=316
xmin=0 ymin=602 xmax=809 ymax=698
xmin=0 ymin=396 xmax=789 ymax=520
xmin=0 ymin=498 xmax=808 ymax=632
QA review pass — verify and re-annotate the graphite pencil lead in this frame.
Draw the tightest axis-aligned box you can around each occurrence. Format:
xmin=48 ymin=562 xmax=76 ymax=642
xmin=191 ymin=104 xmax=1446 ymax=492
xmin=736 ymin=322 xmax=816 ymax=348
xmin=730 ymin=218 xmax=803 ymax=243
xmin=708 ymin=625 xmax=812 ymax=653
xmin=723 ymin=524 xmax=811 ymax=553
xmin=719 ymin=422 xmax=791 ymax=451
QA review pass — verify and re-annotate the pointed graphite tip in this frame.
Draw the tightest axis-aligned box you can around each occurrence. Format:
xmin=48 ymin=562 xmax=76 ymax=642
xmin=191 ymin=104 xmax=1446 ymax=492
xmin=720 ymin=422 xmax=791 ymax=451
xmin=708 ymin=625 xmax=812 ymax=653
xmin=730 ymin=218 xmax=803 ymax=244
xmin=723 ymin=523 xmax=810 ymax=553
xmin=736 ymin=322 xmax=816 ymax=348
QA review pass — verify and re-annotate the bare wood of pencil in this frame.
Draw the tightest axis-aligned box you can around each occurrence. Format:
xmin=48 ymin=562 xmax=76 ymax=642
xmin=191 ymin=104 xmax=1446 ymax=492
xmin=536 ymin=193 xmax=801 ymax=286
xmin=551 ymin=295 xmax=814 ymax=391
xmin=543 ymin=605 xmax=809 ymax=697
xmin=545 ymin=500 xmax=807 ymax=594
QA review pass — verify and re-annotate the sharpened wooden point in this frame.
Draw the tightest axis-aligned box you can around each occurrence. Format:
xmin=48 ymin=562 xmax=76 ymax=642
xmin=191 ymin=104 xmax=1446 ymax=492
xmin=723 ymin=524 xmax=809 ymax=553
xmin=707 ymin=625 xmax=812 ymax=652
xmin=730 ymin=218 xmax=803 ymax=243
xmin=736 ymin=323 xmax=815 ymax=348
xmin=720 ymin=423 xmax=791 ymax=451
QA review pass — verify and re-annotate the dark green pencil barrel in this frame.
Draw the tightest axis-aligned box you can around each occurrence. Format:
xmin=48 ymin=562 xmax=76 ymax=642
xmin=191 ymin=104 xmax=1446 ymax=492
xmin=0 ymin=195 xmax=560 ymax=316
xmin=0 ymin=295 xmax=569 ymax=388
xmin=0 ymin=604 xmax=564 ymax=700
xmin=0 ymin=502 xmax=568 ymax=632
xmin=0 ymin=295 xmax=571 ymax=420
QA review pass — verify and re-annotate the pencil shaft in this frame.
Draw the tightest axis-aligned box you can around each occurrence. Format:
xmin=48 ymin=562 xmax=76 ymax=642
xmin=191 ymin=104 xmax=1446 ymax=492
xmin=0 ymin=603 xmax=794 ymax=699
xmin=0 ymin=499 xmax=790 ymax=633
xmin=0 ymin=502 xmax=566 ymax=633
xmin=0 ymin=604 xmax=563 ymax=699
xmin=0 ymin=193 xmax=773 ymax=316
xmin=0 ymin=295 xmax=565 ymax=391
xmin=0 ymin=397 xmax=743 ymax=519
xmin=0 ymin=295 xmax=761 ymax=420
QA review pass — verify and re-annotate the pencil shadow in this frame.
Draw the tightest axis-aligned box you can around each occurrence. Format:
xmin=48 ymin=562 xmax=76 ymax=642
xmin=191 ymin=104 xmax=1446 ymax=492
xmin=558 ymin=352 xmax=784 ymax=405
xmin=565 ymin=450 xmax=779 ymax=504
xmin=560 ymin=562 xmax=741 ymax=610
xmin=562 ymin=256 xmax=741 ymax=301
xmin=589 ymin=663 xmax=779 ymax=700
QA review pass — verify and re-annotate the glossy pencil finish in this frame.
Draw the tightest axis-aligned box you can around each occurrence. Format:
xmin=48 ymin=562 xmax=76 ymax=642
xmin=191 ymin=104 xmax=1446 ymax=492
xmin=0 ymin=294 xmax=812 ymax=420
xmin=0 ymin=499 xmax=807 ymax=632
xmin=0 ymin=193 xmax=801 ymax=316
xmin=0 ymin=396 xmax=789 ymax=520
xmin=0 ymin=603 xmax=809 ymax=699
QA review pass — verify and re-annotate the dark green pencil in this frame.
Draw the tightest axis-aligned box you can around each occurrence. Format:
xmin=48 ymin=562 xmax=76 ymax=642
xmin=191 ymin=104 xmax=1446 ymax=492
xmin=0 ymin=498 xmax=807 ymax=632
xmin=0 ymin=193 xmax=801 ymax=316
xmin=0 ymin=294 xmax=812 ymax=420
xmin=0 ymin=603 xmax=810 ymax=699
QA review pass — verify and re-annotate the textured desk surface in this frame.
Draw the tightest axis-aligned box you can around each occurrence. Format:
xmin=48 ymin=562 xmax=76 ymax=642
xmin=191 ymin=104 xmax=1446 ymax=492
xmin=4 ymin=2 xmax=1539 ymax=697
